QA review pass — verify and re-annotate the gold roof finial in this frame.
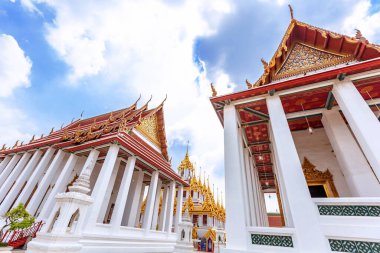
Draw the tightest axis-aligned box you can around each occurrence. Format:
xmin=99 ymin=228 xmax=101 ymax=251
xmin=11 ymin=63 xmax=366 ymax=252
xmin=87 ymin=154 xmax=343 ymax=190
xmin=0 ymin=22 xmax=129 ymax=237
xmin=210 ymin=83 xmax=217 ymax=97
xmin=355 ymin=29 xmax=363 ymax=39
xmin=50 ymin=127 xmax=54 ymax=134
xmin=13 ymin=140 xmax=19 ymax=148
xmin=354 ymin=29 xmax=368 ymax=42
xmin=288 ymin=4 xmax=294 ymax=20
xmin=261 ymin=58 xmax=268 ymax=68
xmin=246 ymin=79 xmax=252 ymax=89
xmin=30 ymin=135 xmax=35 ymax=143
xmin=1 ymin=144 xmax=6 ymax=150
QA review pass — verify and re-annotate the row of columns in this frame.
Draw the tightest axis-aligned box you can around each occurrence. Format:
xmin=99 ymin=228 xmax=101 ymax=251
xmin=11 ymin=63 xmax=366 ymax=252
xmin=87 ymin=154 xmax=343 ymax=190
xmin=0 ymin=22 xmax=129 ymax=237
xmin=0 ymin=143 xmax=184 ymax=236
xmin=223 ymin=79 xmax=380 ymax=252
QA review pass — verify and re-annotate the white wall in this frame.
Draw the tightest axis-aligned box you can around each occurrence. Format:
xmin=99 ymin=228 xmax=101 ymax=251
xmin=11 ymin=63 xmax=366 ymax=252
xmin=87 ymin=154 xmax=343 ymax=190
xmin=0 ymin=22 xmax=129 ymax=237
xmin=292 ymin=128 xmax=352 ymax=197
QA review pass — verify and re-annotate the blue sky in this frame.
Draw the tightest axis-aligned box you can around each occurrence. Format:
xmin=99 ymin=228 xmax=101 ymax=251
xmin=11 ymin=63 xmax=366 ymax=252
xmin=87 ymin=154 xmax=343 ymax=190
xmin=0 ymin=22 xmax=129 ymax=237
xmin=1 ymin=0 xmax=380 ymax=195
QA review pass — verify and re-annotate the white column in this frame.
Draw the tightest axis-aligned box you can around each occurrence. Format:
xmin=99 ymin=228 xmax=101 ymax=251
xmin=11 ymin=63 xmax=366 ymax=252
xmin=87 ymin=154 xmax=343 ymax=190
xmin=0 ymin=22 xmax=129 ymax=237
xmin=0 ymin=150 xmax=42 ymax=214
xmin=135 ymin=185 xmax=145 ymax=227
xmin=15 ymin=148 xmax=55 ymax=210
xmin=0 ymin=152 xmax=30 ymax=196
xmin=158 ymin=185 xmax=169 ymax=231
xmin=0 ymin=154 xmax=21 ymax=184
xmin=151 ymin=179 xmax=163 ymax=230
xmin=122 ymin=170 xmax=142 ymax=226
xmin=174 ymin=185 xmax=183 ymax=232
xmin=0 ymin=156 xmax=11 ymax=175
xmin=26 ymin=150 xmax=67 ymax=215
xmin=123 ymin=170 xmax=144 ymax=227
xmin=223 ymin=104 xmax=249 ymax=250
xmin=38 ymin=153 xmax=79 ymax=220
xmin=267 ymin=95 xmax=330 ymax=252
xmin=248 ymin=154 xmax=260 ymax=226
xmin=142 ymin=170 xmax=159 ymax=230
xmin=164 ymin=181 xmax=176 ymax=233
xmin=110 ymin=156 xmax=136 ymax=229
xmin=98 ymin=158 xmax=122 ymax=222
xmin=243 ymin=148 xmax=257 ymax=226
xmin=270 ymin=126 xmax=293 ymax=228
xmin=322 ymin=109 xmax=380 ymax=196
xmin=333 ymin=79 xmax=380 ymax=180
xmin=85 ymin=144 xmax=119 ymax=226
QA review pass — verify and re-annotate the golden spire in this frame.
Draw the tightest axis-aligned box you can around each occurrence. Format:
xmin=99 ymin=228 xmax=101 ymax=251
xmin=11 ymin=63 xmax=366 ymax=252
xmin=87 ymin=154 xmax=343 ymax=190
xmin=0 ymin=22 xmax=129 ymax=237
xmin=210 ymin=83 xmax=217 ymax=97
xmin=177 ymin=142 xmax=194 ymax=178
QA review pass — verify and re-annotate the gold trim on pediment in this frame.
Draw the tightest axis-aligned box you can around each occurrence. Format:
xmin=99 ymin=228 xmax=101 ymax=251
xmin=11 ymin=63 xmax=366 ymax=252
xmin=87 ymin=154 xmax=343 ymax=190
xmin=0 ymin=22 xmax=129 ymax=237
xmin=136 ymin=114 xmax=161 ymax=147
xmin=274 ymin=42 xmax=353 ymax=80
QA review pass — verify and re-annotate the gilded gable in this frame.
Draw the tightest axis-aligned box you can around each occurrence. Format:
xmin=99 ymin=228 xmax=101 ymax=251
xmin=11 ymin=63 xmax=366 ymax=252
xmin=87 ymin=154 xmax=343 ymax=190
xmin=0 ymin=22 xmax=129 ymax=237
xmin=274 ymin=43 xmax=353 ymax=80
xmin=136 ymin=114 xmax=161 ymax=147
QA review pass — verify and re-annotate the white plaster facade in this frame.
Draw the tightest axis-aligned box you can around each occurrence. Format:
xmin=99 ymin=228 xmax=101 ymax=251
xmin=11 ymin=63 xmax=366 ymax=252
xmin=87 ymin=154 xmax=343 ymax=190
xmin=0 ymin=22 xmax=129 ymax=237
xmin=215 ymin=71 xmax=380 ymax=253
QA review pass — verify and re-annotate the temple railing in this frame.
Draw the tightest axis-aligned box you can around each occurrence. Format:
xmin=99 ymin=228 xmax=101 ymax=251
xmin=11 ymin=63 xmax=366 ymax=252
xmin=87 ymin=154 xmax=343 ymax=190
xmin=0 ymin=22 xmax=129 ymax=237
xmin=314 ymin=197 xmax=380 ymax=252
xmin=247 ymin=227 xmax=297 ymax=252
xmin=313 ymin=197 xmax=380 ymax=217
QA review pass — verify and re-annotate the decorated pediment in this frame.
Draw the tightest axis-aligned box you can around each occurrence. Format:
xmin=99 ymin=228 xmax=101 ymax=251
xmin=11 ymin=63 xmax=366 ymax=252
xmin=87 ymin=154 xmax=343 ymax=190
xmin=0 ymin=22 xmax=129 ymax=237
xmin=275 ymin=43 xmax=352 ymax=80
xmin=136 ymin=113 xmax=161 ymax=147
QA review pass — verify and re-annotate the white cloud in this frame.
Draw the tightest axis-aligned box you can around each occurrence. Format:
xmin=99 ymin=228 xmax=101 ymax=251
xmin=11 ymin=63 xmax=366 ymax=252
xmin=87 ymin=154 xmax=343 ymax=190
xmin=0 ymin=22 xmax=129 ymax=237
xmin=0 ymin=34 xmax=32 ymax=97
xmin=22 ymin=0 xmax=234 ymax=191
xmin=341 ymin=0 xmax=380 ymax=42
xmin=0 ymin=102 xmax=37 ymax=147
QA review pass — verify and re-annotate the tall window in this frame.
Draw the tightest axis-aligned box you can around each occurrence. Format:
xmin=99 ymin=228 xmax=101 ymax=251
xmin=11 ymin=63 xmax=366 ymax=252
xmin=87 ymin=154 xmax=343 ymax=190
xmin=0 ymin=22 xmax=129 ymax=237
xmin=192 ymin=215 xmax=198 ymax=225
xmin=203 ymin=215 xmax=207 ymax=226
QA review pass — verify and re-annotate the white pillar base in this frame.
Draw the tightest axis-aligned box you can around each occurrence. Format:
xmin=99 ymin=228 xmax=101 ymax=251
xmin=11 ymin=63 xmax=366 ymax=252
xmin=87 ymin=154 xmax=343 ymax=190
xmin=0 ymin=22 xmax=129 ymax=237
xmin=26 ymin=233 xmax=82 ymax=253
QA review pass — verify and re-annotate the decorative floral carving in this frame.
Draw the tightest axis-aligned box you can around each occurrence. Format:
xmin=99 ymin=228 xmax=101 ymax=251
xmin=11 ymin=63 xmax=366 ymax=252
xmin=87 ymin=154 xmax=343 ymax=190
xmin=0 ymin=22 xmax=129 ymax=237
xmin=276 ymin=43 xmax=350 ymax=79
xmin=302 ymin=157 xmax=339 ymax=197
xmin=136 ymin=114 xmax=161 ymax=146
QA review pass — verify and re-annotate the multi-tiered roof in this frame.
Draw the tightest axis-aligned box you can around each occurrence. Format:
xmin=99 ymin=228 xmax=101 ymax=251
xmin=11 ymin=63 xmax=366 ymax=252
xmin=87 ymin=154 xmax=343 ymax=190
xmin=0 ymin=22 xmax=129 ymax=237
xmin=0 ymin=96 xmax=187 ymax=185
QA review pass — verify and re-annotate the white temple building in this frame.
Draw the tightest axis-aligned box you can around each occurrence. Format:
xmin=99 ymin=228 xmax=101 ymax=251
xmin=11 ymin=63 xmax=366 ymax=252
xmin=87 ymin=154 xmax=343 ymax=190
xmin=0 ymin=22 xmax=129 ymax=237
xmin=0 ymin=98 xmax=189 ymax=253
xmin=210 ymin=10 xmax=380 ymax=253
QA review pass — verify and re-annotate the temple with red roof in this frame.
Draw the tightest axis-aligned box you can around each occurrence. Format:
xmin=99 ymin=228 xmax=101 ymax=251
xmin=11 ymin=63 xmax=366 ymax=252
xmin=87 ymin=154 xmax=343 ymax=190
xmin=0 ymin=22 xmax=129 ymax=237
xmin=210 ymin=6 xmax=380 ymax=253
xmin=0 ymin=97 xmax=189 ymax=253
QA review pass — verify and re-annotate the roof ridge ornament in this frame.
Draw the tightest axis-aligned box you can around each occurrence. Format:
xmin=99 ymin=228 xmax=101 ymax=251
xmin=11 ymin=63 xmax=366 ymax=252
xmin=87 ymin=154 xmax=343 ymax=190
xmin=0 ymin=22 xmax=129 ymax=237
xmin=288 ymin=4 xmax=294 ymax=20
xmin=261 ymin=58 xmax=268 ymax=68
xmin=246 ymin=79 xmax=252 ymax=89
xmin=354 ymin=28 xmax=368 ymax=43
xmin=210 ymin=83 xmax=217 ymax=97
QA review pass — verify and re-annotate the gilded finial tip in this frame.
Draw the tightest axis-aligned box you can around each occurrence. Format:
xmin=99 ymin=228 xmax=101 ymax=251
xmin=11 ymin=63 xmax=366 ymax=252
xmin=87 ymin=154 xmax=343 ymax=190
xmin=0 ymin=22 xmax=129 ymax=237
xmin=288 ymin=4 xmax=294 ymax=20
xmin=246 ymin=79 xmax=252 ymax=89
xmin=210 ymin=83 xmax=217 ymax=97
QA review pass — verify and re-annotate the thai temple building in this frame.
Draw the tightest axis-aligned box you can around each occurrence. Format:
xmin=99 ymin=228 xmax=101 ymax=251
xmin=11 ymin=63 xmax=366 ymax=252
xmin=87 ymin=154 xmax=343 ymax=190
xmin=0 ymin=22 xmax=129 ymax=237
xmin=0 ymin=97 xmax=192 ymax=253
xmin=210 ymin=6 xmax=380 ymax=253
xmin=176 ymin=148 xmax=226 ymax=252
